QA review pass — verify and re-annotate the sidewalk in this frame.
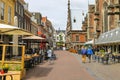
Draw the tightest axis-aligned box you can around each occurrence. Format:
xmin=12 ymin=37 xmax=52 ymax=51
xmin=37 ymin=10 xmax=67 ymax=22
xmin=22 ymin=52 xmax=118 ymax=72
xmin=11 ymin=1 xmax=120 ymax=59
xmin=23 ymin=50 xmax=95 ymax=80
xmin=74 ymin=53 xmax=120 ymax=80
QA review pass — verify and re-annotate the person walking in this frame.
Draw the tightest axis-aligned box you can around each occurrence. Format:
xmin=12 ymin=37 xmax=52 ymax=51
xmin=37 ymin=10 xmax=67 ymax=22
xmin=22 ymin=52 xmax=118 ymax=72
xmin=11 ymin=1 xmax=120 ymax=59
xmin=47 ymin=46 xmax=53 ymax=64
xmin=106 ymin=48 xmax=115 ymax=64
xmin=87 ymin=47 xmax=93 ymax=63
xmin=81 ymin=46 xmax=87 ymax=63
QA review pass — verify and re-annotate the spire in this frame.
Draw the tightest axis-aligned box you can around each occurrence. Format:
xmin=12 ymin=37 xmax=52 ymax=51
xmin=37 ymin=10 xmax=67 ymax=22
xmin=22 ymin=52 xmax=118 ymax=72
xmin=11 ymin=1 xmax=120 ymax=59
xmin=66 ymin=0 xmax=72 ymax=31
xmin=68 ymin=0 xmax=70 ymax=10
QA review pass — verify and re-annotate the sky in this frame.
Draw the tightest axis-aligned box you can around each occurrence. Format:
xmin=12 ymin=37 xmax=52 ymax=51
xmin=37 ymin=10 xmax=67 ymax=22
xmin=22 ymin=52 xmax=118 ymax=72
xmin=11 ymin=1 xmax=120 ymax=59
xmin=25 ymin=0 xmax=95 ymax=30
xmin=71 ymin=9 xmax=83 ymax=30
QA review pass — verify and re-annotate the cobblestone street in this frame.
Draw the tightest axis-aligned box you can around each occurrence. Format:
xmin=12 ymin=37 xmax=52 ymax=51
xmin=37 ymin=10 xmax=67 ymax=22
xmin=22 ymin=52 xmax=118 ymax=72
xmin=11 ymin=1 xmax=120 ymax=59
xmin=23 ymin=51 xmax=95 ymax=80
xmin=23 ymin=50 xmax=120 ymax=80
xmin=74 ymin=54 xmax=120 ymax=80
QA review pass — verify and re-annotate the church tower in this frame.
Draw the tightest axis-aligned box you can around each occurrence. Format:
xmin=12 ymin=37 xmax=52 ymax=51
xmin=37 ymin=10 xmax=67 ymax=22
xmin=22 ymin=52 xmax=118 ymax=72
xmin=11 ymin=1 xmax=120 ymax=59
xmin=66 ymin=0 xmax=72 ymax=49
xmin=66 ymin=0 xmax=87 ymax=50
xmin=66 ymin=0 xmax=72 ymax=32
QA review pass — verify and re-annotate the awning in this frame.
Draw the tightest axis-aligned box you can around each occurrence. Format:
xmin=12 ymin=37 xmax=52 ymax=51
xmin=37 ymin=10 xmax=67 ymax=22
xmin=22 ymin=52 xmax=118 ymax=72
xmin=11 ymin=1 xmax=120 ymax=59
xmin=96 ymin=27 xmax=120 ymax=44
xmin=0 ymin=23 xmax=33 ymax=35
xmin=22 ymin=35 xmax=45 ymax=40
xmin=1 ymin=29 xmax=33 ymax=35
xmin=0 ymin=23 xmax=17 ymax=32
xmin=85 ymin=40 xmax=93 ymax=45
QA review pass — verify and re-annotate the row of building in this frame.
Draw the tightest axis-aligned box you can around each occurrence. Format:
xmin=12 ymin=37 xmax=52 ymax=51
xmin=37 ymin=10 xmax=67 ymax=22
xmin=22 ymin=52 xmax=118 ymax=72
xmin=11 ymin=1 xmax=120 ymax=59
xmin=0 ymin=0 xmax=57 ymax=49
xmin=66 ymin=0 xmax=120 ymax=53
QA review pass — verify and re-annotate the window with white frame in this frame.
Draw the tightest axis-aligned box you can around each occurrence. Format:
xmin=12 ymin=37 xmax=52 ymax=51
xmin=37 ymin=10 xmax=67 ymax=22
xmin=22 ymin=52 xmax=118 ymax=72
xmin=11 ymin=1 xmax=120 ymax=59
xmin=8 ymin=6 xmax=11 ymax=23
xmin=0 ymin=2 xmax=5 ymax=20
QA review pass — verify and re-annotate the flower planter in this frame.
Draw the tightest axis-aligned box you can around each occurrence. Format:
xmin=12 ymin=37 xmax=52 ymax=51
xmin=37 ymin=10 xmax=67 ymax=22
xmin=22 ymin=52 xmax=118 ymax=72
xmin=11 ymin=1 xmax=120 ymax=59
xmin=3 ymin=68 xmax=9 ymax=73
xmin=6 ymin=71 xmax=21 ymax=80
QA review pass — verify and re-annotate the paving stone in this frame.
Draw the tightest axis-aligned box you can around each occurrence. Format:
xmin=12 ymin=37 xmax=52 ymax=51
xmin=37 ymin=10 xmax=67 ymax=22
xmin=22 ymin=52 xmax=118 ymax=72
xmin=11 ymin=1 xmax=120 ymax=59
xmin=74 ymin=53 xmax=120 ymax=80
xmin=23 ymin=51 xmax=95 ymax=80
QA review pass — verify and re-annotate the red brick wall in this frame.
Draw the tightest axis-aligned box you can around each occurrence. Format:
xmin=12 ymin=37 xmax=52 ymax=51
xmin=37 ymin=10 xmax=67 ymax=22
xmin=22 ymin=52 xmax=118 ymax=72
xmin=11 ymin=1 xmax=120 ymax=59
xmin=71 ymin=33 xmax=86 ymax=43
xmin=80 ymin=34 xmax=86 ymax=42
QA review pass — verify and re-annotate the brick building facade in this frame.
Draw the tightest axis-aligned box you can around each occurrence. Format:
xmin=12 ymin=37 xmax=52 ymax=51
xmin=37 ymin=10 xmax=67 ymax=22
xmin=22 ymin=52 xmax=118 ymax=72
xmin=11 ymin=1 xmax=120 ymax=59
xmin=66 ymin=0 xmax=86 ymax=50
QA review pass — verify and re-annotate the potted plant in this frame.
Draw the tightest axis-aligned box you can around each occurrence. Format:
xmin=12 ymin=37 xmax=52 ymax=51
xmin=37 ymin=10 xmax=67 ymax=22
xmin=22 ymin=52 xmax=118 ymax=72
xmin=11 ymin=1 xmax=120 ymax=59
xmin=2 ymin=64 xmax=9 ymax=73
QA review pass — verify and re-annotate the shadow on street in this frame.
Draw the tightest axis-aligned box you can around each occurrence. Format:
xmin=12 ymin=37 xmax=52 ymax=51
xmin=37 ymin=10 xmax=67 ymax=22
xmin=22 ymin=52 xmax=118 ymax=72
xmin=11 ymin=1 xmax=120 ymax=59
xmin=23 ymin=66 xmax=53 ymax=80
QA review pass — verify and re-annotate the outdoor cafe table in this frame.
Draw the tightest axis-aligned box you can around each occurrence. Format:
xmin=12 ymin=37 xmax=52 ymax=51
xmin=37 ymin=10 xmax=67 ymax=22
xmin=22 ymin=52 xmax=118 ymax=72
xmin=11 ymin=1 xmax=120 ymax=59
xmin=24 ymin=54 xmax=41 ymax=70
xmin=0 ymin=72 xmax=20 ymax=80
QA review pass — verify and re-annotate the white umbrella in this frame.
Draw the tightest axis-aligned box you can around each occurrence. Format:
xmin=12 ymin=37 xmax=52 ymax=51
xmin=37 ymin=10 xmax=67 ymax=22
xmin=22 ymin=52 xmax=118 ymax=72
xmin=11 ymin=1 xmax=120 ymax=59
xmin=2 ymin=29 xmax=33 ymax=35
xmin=22 ymin=35 xmax=45 ymax=40
xmin=0 ymin=23 xmax=17 ymax=32
xmin=0 ymin=23 xmax=33 ymax=35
